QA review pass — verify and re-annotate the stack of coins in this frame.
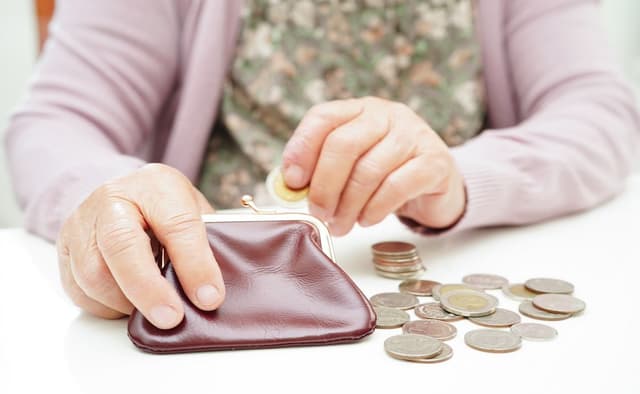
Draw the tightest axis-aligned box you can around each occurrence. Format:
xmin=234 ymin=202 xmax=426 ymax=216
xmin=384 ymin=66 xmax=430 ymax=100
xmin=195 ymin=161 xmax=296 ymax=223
xmin=369 ymin=274 xmax=586 ymax=363
xmin=371 ymin=241 xmax=424 ymax=279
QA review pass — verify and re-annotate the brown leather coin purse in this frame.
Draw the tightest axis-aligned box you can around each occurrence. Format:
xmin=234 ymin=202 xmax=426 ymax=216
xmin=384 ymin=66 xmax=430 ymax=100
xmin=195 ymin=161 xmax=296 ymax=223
xmin=127 ymin=198 xmax=376 ymax=353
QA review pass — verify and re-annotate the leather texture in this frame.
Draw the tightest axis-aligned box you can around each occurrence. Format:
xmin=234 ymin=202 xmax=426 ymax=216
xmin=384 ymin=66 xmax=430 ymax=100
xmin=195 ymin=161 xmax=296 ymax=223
xmin=128 ymin=220 xmax=376 ymax=353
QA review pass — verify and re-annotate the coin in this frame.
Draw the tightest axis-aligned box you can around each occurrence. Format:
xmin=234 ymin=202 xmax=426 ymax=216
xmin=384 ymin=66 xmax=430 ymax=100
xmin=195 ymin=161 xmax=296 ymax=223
xmin=462 ymin=274 xmax=508 ymax=289
xmin=375 ymin=262 xmax=424 ymax=273
xmin=384 ymin=334 xmax=443 ymax=361
xmin=370 ymin=292 xmax=419 ymax=310
xmin=464 ymin=329 xmax=522 ymax=353
xmin=532 ymin=293 xmax=586 ymax=314
xmin=469 ymin=308 xmax=522 ymax=327
xmin=402 ymin=320 xmax=457 ymax=341
xmin=502 ymin=283 xmax=538 ymax=301
xmin=374 ymin=255 xmax=421 ymax=264
xmin=374 ymin=307 xmax=410 ymax=329
xmin=518 ymin=300 xmax=571 ymax=321
xmin=398 ymin=279 xmax=441 ymax=296
xmin=414 ymin=302 xmax=464 ymax=322
xmin=511 ymin=323 xmax=558 ymax=341
xmin=404 ymin=343 xmax=453 ymax=363
xmin=266 ymin=167 xmax=308 ymax=205
xmin=432 ymin=283 xmax=484 ymax=301
xmin=440 ymin=290 xmax=498 ymax=317
xmin=525 ymin=278 xmax=574 ymax=294
xmin=374 ymin=268 xmax=425 ymax=280
xmin=371 ymin=241 xmax=417 ymax=256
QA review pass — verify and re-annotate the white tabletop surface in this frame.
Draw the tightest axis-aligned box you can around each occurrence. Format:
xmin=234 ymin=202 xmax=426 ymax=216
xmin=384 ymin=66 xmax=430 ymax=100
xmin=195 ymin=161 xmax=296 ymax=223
xmin=2 ymin=176 xmax=640 ymax=394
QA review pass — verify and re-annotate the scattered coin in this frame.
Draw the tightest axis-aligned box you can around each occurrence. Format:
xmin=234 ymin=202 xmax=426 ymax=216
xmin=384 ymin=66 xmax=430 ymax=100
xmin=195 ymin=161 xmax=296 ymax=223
xmin=462 ymin=274 xmax=508 ymax=289
xmin=384 ymin=334 xmax=443 ymax=361
xmin=511 ymin=323 xmax=558 ymax=341
xmin=518 ymin=300 xmax=571 ymax=321
xmin=374 ymin=307 xmax=410 ymax=329
xmin=404 ymin=343 xmax=453 ymax=363
xmin=402 ymin=320 xmax=457 ymax=341
xmin=502 ymin=283 xmax=538 ymax=301
xmin=525 ymin=278 xmax=574 ymax=294
xmin=533 ymin=293 xmax=586 ymax=314
xmin=440 ymin=290 xmax=498 ymax=317
xmin=370 ymin=292 xmax=419 ymax=310
xmin=432 ymin=283 xmax=484 ymax=301
xmin=469 ymin=308 xmax=522 ymax=327
xmin=464 ymin=329 xmax=522 ymax=353
xmin=265 ymin=167 xmax=308 ymax=206
xmin=414 ymin=302 xmax=464 ymax=322
xmin=398 ymin=279 xmax=441 ymax=296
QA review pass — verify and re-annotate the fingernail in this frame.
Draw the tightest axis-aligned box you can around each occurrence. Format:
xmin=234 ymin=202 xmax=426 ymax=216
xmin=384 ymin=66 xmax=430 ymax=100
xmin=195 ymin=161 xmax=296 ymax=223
xmin=284 ymin=164 xmax=304 ymax=188
xmin=150 ymin=305 xmax=179 ymax=329
xmin=196 ymin=284 xmax=220 ymax=308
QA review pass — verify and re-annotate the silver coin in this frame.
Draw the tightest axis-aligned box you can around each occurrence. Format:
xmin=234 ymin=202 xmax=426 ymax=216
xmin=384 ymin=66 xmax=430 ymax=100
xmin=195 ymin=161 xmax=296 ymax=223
xmin=374 ymin=267 xmax=425 ymax=280
xmin=525 ymin=278 xmax=574 ymax=294
xmin=440 ymin=290 xmax=498 ymax=317
xmin=414 ymin=302 xmax=464 ymax=322
xmin=398 ymin=279 xmax=441 ymax=296
xmin=464 ymin=329 xmax=522 ymax=353
xmin=511 ymin=323 xmax=558 ymax=341
xmin=462 ymin=273 xmax=509 ymax=290
xmin=375 ymin=262 xmax=424 ymax=273
xmin=402 ymin=319 xmax=457 ymax=341
xmin=403 ymin=343 xmax=453 ymax=363
xmin=502 ymin=283 xmax=538 ymax=301
xmin=373 ymin=306 xmax=410 ymax=329
xmin=519 ymin=301 xmax=571 ymax=321
xmin=370 ymin=292 xmax=419 ymax=310
xmin=469 ymin=308 xmax=522 ymax=327
xmin=432 ymin=283 xmax=484 ymax=301
xmin=533 ymin=293 xmax=586 ymax=314
xmin=374 ymin=255 xmax=421 ymax=264
xmin=384 ymin=334 xmax=443 ymax=360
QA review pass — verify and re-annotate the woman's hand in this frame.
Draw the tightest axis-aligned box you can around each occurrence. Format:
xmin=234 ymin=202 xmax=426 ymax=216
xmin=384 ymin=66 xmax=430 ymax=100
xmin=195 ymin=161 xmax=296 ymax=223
xmin=56 ymin=164 xmax=225 ymax=329
xmin=282 ymin=97 xmax=466 ymax=235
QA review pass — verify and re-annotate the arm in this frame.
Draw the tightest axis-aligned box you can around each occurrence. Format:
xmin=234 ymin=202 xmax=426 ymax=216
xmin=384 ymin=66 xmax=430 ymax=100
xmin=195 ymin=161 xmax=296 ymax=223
xmin=4 ymin=0 xmax=180 ymax=241
xmin=402 ymin=0 xmax=640 ymax=233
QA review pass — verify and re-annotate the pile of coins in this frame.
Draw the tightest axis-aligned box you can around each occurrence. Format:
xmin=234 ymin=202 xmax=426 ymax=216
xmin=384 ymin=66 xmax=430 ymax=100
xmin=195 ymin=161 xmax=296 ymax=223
xmin=371 ymin=241 xmax=425 ymax=279
xmin=370 ymin=274 xmax=586 ymax=363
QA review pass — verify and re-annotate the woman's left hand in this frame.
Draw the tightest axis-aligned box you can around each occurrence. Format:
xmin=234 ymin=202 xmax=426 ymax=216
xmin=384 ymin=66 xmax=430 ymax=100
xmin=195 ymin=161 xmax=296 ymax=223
xmin=282 ymin=97 xmax=467 ymax=236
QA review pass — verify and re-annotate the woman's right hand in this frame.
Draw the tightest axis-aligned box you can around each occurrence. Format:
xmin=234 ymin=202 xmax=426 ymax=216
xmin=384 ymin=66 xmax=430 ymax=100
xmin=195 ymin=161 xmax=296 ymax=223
xmin=56 ymin=163 xmax=225 ymax=329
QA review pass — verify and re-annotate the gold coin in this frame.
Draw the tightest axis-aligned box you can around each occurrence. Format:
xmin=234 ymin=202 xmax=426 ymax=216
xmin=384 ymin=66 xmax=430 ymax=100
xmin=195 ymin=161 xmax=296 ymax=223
xmin=502 ymin=283 xmax=537 ymax=301
xmin=267 ymin=167 xmax=309 ymax=204
xmin=440 ymin=290 xmax=497 ymax=317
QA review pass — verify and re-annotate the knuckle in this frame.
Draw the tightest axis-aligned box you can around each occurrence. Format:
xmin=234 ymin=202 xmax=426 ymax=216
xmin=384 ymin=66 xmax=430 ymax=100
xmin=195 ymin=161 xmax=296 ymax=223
xmin=76 ymin=259 xmax=114 ymax=299
xmin=324 ymin=132 xmax=359 ymax=156
xmin=350 ymin=160 xmax=385 ymax=190
xmin=159 ymin=211 xmax=202 ymax=241
xmin=98 ymin=222 xmax=140 ymax=258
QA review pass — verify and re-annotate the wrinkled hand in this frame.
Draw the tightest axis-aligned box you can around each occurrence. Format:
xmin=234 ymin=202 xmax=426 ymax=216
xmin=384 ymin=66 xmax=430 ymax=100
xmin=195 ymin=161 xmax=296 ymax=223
xmin=282 ymin=97 xmax=466 ymax=235
xmin=56 ymin=164 xmax=225 ymax=329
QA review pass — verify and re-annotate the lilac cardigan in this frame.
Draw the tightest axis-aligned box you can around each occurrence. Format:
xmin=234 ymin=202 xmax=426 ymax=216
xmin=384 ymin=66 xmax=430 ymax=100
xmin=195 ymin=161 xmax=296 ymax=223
xmin=5 ymin=0 xmax=640 ymax=241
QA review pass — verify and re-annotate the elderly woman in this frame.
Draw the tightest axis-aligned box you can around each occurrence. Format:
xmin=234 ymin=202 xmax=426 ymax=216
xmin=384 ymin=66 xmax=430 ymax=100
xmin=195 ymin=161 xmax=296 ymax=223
xmin=5 ymin=0 xmax=639 ymax=330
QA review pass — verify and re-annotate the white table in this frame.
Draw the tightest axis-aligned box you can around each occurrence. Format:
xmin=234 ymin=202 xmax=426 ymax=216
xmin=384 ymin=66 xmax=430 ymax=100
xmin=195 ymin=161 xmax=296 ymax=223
xmin=2 ymin=176 xmax=640 ymax=394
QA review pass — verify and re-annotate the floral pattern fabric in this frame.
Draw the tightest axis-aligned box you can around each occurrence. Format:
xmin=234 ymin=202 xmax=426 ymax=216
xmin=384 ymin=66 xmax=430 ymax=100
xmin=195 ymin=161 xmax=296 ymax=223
xmin=198 ymin=0 xmax=486 ymax=209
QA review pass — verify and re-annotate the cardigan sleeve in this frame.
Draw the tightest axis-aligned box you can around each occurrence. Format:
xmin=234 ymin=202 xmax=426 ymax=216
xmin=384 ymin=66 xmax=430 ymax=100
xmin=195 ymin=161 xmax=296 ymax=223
xmin=401 ymin=0 xmax=640 ymax=234
xmin=4 ymin=0 xmax=180 ymax=241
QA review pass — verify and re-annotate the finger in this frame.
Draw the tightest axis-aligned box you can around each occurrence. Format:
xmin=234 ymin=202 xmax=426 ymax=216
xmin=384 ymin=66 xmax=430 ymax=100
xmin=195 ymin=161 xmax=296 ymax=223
xmin=329 ymin=131 xmax=415 ymax=236
xmin=68 ymin=239 xmax=135 ymax=315
xmin=359 ymin=155 xmax=448 ymax=226
xmin=96 ymin=197 xmax=185 ymax=329
xmin=131 ymin=165 xmax=225 ymax=312
xmin=307 ymin=111 xmax=389 ymax=222
xmin=281 ymin=98 xmax=364 ymax=189
xmin=194 ymin=189 xmax=215 ymax=214
xmin=57 ymin=236 xmax=125 ymax=319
